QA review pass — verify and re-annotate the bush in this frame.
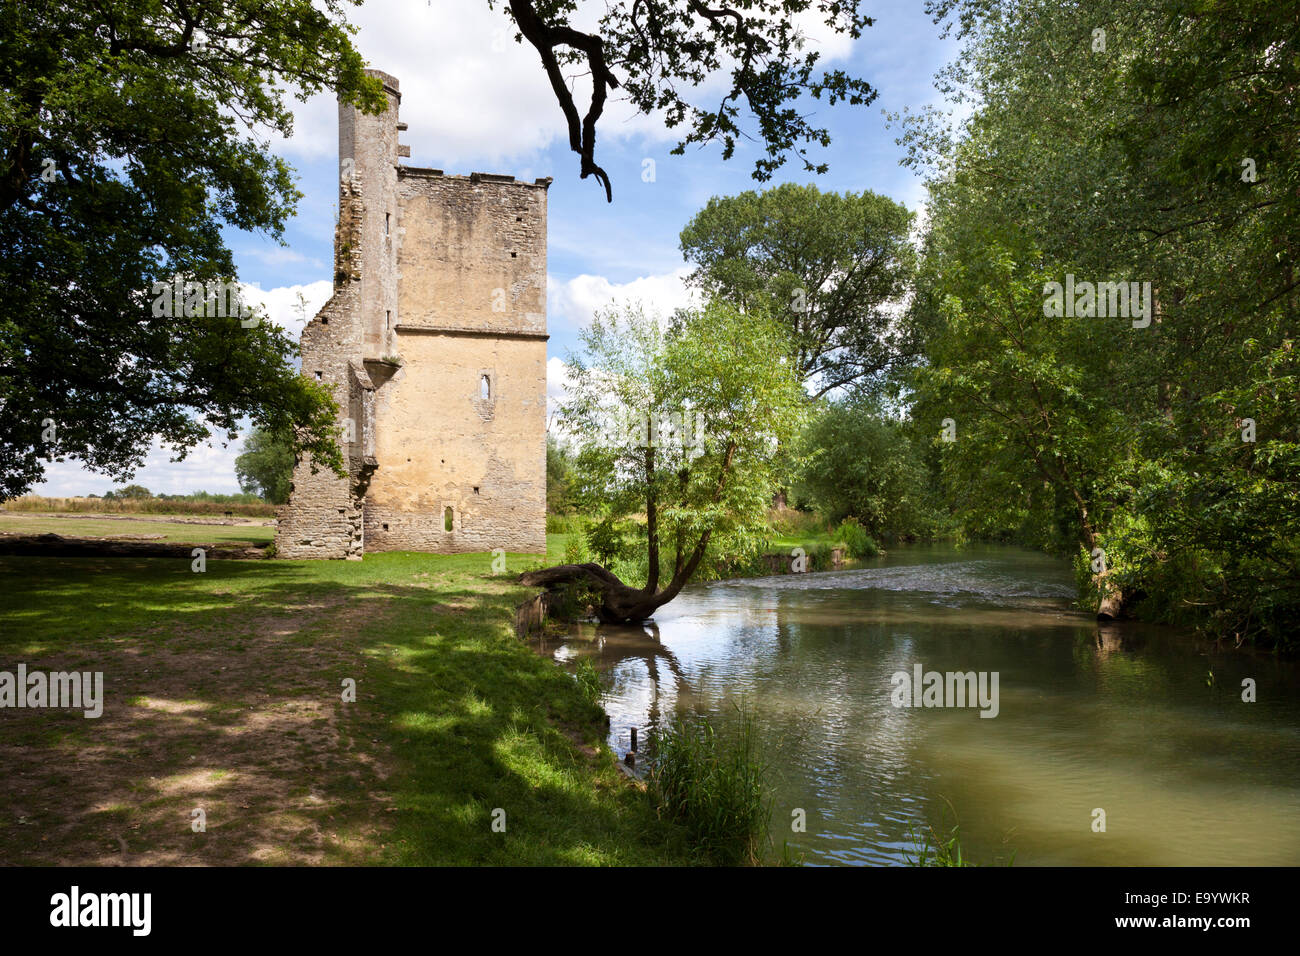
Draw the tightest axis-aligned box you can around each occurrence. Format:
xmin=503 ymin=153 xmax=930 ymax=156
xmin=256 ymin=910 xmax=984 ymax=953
xmin=585 ymin=517 xmax=632 ymax=566
xmin=834 ymin=517 xmax=880 ymax=558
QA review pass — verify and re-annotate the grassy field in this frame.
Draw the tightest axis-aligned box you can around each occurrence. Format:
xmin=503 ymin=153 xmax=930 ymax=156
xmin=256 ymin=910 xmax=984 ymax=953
xmin=0 ymin=546 xmax=693 ymax=865
xmin=0 ymin=512 xmax=274 ymax=546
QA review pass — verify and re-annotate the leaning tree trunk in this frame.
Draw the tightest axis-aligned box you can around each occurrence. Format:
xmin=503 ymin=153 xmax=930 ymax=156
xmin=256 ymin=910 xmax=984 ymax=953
xmin=518 ymin=563 xmax=672 ymax=626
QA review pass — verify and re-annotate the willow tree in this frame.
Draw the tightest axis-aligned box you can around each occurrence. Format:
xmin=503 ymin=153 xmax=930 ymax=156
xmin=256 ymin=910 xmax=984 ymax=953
xmin=906 ymin=0 xmax=1300 ymax=641
xmin=521 ymin=301 xmax=805 ymax=623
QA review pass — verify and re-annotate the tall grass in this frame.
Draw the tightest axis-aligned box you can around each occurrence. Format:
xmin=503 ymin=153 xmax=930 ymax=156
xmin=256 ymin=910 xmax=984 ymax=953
xmin=903 ymin=799 xmax=1015 ymax=866
xmin=646 ymin=709 xmax=772 ymax=865
xmin=1 ymin=496 xmax=275 ymax=517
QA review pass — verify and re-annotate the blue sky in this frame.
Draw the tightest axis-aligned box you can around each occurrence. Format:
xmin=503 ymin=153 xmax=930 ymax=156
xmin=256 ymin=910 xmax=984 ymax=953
xmin=33 ymin=0 xmax=959 ymax=496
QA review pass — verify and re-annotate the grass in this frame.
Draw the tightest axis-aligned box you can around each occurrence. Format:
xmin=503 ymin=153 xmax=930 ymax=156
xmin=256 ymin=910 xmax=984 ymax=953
xmin=0 ymin=548 xmax=693 ymax=865
xmin=903 ymin=799 xmax=1015 ymax=867
xmin=0 ymin=513 xmax=274 ymax=546
xmin=646 ymin=708 xmax=772 ymax=865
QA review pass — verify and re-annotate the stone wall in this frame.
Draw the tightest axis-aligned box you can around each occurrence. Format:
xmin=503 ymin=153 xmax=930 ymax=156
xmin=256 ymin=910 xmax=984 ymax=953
xmin=275 ymin=69 xmax=548 ymax=559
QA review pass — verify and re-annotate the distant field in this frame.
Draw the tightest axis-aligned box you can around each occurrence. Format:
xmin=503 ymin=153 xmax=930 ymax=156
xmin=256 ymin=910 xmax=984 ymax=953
xmin=0 ymin=513 xmax=274 ymax=546
xmin=2 ymin=495 xmax=274 ymax=517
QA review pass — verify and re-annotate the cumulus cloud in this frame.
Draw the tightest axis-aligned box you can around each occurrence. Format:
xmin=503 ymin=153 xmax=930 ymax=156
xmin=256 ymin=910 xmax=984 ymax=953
xmin=240 ymin=279 xmax=334 ymax=344
xmin=269 ymin=2 xmax=860 ymax=173
xmin=547 ymin=266 xmax=699 ymax=331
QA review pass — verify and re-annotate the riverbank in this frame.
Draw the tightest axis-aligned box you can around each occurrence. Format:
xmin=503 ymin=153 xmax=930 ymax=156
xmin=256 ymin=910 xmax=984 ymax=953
xmin=0 ymin=550 xmax=693 ymax=865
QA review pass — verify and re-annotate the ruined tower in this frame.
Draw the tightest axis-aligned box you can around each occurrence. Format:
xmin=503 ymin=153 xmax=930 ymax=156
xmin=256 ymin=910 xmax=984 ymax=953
xmin=276 ymin=70 xmax=550 ymax=559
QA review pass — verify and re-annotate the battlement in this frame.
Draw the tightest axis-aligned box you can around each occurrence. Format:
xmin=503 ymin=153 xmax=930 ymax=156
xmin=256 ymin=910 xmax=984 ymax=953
xmin=276 ymin=70 xmax=548 ymax=560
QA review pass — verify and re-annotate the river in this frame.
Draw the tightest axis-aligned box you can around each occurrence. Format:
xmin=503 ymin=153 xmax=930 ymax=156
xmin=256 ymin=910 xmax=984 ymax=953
xmin=537 ymin=543 xmax=1300 ymax=865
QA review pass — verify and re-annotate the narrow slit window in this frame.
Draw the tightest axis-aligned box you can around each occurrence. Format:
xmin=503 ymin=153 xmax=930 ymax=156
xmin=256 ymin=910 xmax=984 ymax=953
xmin=480 ymin=375 xmax=490 ymax=400
xmin=443 ymin=507 xmax=454 ymax=532
xmin=386 ymin=310 xmax=391 ymax=330
xmin=385 ymin=213 xmax=390 ymax=235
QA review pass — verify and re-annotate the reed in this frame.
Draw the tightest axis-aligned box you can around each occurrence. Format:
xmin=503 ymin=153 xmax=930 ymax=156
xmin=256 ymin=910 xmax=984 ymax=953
xmin=647 ymin=708 xmax=772 ymax=865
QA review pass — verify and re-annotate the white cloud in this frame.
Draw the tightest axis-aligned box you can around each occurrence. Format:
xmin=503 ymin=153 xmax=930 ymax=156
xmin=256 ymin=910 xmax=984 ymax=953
xmin=31 ymin=437 xmax=245 ymax=498
xmin=548 ymin=266 xmax=698 ymax=331
xmin=240 ymin=279 xmax=334 ymax=343
xmin=269 ymin=1 xmax=861 ymax=172
xmin=546 ymin=355 xmax=573 ymax=430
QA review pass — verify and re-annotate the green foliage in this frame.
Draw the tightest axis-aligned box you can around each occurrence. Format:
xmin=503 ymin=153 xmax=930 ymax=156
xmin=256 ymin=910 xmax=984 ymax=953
xmin=573 ymin=658 xmax=603 ymax=709
xmin=585 ymin=516 xmax=631 ymax=567
xmin=510 ymin=0 xmax=879 ymax=198
xmin=794 ymin=397 xmax=942 ymax=539
xmin=546 ymin=437 xmax=576 ymax=515
xmin=647 ymin=710 xmax=772 ymax=865
xmin=833 ymin=517 xmax=879 ymax=558
xmin=901 ymin=0 xmax=1300 ymax=645
xmin=108 ymin=484 xmax=151 ymax=500
xmin=903 ymin=799 xmax=1012 ymax=867
xmin=0 ymin=0 xmax=382 ymax=499
xmin=234 ymin=427 xmax=295 ymax=504
xmin=680 ymin=183 xmax=916 ymax=397
xmin=560 ymin=301 xmax=807 ymax=605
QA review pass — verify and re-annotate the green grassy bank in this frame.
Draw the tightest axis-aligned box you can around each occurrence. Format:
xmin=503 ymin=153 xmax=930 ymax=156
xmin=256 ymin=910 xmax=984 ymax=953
xmin=0 ymin=549 xmax=692 ymax=865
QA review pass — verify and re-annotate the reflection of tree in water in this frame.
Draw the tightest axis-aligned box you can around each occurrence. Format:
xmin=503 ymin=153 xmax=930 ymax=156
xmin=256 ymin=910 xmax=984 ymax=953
xmin=554 ymin=620 xmax=690 ymax=738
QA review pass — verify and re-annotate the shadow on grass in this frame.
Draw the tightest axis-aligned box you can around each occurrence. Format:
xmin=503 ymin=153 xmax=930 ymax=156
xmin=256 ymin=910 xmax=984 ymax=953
xmin=0 ymin=554 xmax=691 ymax=866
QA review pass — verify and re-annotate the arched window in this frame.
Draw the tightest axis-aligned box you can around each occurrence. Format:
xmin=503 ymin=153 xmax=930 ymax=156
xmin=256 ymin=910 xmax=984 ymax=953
xmin=480 ymin=374 xmax=491 ymax=400
xmin=443 ymin=506 xmax=454 ymax=532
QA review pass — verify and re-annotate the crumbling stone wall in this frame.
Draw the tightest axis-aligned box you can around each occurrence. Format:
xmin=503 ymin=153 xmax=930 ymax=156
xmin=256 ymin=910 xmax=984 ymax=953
xmin=276 ymin=70 xmax=548 ymax=559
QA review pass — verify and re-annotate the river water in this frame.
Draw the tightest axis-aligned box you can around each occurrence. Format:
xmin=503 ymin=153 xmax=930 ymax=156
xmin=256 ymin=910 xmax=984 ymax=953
xmin=538 ymin=543 xmax=1300 ymax=865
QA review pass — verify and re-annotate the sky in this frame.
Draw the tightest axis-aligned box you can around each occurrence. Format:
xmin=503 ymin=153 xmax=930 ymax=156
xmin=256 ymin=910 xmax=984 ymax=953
xmin=32 ymin=0 xmax=961 ymax=497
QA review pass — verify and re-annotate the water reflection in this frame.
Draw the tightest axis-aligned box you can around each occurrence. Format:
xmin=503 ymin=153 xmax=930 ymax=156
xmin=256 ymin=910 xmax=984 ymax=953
xmin=537 ymin=544 xmax=1300 ymax=866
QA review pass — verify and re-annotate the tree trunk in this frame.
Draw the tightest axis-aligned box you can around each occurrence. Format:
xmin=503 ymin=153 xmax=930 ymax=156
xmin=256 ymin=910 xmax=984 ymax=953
xmin=518 ymin=563 xmax=672 ymax=625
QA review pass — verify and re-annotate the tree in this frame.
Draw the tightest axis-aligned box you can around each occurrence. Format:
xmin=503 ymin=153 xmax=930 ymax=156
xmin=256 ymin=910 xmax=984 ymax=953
xmin=499 ymin=0 xmax=879 ymax=200
xmin=904 ymin=0 xmax=1300 ymax=640
xmin=521 ymin=300 xmax=806 ymax=622
xmin=680 ymin=183 xmax=916 ymax=396
xmin=108 ymin=484 xmax=152 ymax=500
xmin=0 ymin=0 xmax=383 ymax=500
xmin=235 ymin=427 xmax=295 ymax=504
xmin=546 ymin=435 xmax=575 ymax=514
xmin=793 ymin=397 xmax=936 ymax=537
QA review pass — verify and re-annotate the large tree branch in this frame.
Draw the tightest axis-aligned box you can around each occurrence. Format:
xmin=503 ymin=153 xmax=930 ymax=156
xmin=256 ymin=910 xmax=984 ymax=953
xmin=509 ymin=0 xmax=619 ymax=201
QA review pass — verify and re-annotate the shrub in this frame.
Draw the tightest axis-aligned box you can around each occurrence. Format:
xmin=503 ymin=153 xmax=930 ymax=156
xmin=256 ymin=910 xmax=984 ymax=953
xmin=834 ymin=517 xmax=880 ymax=558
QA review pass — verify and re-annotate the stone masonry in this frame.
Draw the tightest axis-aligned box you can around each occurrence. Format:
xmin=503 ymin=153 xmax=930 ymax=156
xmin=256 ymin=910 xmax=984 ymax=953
xmin=276 ymin=70 xmax=549 ymax=559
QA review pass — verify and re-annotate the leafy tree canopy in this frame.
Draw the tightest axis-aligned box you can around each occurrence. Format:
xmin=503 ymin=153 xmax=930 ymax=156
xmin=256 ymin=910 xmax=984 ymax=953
xmin=235 ymin=425 xmax=295 ymax=504
xmin=498 ymin=0 xmax=879 ymax=199
xmin=680 ymin=183 xmax=916 ymax=397
xmin=0 ymin=0 xmax=384 ymax=500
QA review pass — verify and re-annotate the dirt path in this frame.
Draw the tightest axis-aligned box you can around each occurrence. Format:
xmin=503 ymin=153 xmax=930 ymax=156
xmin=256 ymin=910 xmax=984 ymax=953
xmin=0 ymin=596 xmax=394 ymax=866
